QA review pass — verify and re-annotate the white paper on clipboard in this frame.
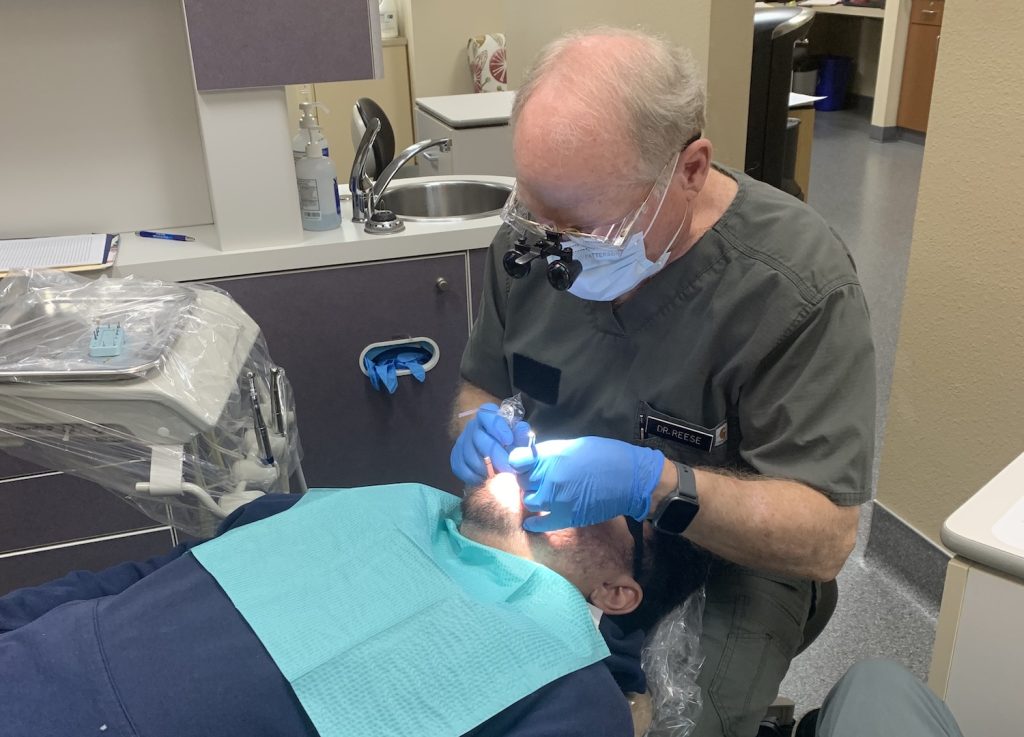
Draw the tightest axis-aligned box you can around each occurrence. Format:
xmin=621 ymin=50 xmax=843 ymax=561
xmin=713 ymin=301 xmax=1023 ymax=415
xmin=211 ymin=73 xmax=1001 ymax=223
xmin=0 ymin=233 xmax=118 ymax=274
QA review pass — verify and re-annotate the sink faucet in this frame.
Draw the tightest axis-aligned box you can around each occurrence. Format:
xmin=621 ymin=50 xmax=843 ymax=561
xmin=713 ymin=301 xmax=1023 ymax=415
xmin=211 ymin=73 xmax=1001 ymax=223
xmin=349 ymin=118 xmax=452 ymax=222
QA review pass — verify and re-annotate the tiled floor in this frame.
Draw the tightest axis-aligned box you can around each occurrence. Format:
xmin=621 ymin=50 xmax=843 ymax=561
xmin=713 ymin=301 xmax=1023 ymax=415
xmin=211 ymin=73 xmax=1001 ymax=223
xmin=777 ymin=109 xmax=937 ymax=717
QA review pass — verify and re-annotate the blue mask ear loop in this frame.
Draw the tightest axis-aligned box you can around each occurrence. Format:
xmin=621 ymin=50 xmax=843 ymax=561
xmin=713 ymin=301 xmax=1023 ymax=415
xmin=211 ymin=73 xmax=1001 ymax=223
xmin=626 ymin=517 xmax=646 ymax=581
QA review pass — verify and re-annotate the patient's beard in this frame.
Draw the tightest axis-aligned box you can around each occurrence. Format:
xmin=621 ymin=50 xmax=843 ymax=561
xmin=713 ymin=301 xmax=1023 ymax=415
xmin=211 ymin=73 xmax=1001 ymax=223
xmin=460 ymin=475 xmax=528 ymax=538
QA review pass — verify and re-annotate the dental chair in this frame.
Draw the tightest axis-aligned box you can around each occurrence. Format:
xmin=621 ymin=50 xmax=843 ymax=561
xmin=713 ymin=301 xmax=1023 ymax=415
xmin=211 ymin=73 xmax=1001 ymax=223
xmin=350 ymin=97 xmax=395 ymax=178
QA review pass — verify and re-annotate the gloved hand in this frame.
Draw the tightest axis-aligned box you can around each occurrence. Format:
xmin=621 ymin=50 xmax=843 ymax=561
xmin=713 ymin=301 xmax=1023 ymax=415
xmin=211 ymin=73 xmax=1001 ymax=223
xmin=450 ymin=403 xmax=533 ymax=485
xmin=508 ymin=437 xmax=665 ymax=532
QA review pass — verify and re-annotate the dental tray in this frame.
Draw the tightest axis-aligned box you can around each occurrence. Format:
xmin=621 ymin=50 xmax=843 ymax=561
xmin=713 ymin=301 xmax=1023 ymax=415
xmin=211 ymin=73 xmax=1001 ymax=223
xmin=0 ymin=275 xmax=195 ymax=382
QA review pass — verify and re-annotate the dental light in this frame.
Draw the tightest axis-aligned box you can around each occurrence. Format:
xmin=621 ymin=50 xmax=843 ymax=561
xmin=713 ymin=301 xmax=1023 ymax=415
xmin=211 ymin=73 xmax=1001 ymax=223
xmin=0 ymin=270 xmax=304 ymax=536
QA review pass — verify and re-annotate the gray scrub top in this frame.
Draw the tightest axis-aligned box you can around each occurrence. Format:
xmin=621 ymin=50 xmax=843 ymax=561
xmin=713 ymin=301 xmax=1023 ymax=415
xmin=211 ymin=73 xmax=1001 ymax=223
xmin=461 ymin=168 xmax=876 ymax=506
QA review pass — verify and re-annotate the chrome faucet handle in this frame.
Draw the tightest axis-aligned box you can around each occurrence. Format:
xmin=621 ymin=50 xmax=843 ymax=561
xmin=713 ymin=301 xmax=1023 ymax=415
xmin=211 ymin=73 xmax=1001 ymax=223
xmin=371 ymin=137 xmax=454 ymax=206
xmin=349 ymin=117 xmax=382 ymax=222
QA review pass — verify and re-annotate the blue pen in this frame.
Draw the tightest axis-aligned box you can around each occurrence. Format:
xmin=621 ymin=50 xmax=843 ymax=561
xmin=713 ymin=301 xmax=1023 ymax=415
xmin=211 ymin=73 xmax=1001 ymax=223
xmin=136 ymin=230 xmax=195 ymax=242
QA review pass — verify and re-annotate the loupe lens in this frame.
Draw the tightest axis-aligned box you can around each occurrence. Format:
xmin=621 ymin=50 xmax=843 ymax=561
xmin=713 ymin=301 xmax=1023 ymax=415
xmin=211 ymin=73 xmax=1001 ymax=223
xmin=547 ymin=259 xmax=582 ymax=290
xmin=502 ymin=250 xmax=532 ymax=279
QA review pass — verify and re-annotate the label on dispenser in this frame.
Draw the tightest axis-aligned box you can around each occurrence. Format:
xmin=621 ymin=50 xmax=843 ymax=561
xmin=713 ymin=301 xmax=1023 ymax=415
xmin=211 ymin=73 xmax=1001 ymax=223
xmin=298 ymin=178 xmax=321 ymax=219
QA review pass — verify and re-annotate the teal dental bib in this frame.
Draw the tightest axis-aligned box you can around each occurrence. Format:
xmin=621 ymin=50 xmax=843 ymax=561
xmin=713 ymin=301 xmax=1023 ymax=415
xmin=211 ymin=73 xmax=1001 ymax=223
xmin=191 ymin=484 xmax=610 ymax=737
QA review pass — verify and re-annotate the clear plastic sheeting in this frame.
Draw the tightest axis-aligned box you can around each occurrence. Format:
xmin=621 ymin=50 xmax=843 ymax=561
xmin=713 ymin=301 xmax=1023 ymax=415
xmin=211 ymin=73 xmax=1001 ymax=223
xmin=642 ymin=587 xmax=706 ymax=737
xmin=0 ymin=269 xmax=304 ymax=537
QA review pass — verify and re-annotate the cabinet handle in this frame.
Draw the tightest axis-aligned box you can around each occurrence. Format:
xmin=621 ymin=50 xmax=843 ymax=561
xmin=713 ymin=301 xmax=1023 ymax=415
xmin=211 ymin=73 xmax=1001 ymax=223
xmin=435 ymin=277 xmax=450 ymax=293
xmin=921 ymin=9 xmax=937 ymax=14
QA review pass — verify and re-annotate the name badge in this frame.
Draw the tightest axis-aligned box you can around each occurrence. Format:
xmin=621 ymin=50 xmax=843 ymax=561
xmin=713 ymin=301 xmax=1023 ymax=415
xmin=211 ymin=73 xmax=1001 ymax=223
xmin=641 ymin=415 xmax=715 ymax=452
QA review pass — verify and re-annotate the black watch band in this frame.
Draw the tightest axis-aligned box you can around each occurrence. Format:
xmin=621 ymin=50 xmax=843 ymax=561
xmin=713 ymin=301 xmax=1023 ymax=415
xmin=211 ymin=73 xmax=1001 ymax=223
xmin=650 ymin=463 xmax=700 ymax=535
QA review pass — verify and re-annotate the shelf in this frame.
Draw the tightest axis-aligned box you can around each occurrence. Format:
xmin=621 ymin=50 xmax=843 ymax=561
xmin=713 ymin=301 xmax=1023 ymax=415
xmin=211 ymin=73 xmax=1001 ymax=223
xmin=811 ymin=5 xmax=885 ymax=19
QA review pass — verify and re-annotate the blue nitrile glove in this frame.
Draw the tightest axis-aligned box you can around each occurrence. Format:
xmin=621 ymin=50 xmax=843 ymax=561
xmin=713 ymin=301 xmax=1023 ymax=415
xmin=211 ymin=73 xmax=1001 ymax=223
xmin=508 ymin=437 xmax=665 ymax=532
xmin=365 ymin=349 xmax=429 ymax=394
xmin=368 ymin=359 xmax=399 ymax=393
xmin=450 ymin=402 xmax=533 ymax=485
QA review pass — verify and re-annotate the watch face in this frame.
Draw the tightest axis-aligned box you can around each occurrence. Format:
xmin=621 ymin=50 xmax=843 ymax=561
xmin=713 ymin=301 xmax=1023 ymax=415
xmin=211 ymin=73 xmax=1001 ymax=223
xmin=657 ymin=497 xmax=700 ymax=534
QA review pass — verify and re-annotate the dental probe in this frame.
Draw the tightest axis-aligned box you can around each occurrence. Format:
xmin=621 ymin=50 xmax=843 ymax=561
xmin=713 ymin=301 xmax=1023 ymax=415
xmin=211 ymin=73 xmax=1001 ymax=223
xmin=528 ymin=431 xmax=537 ymax=458
xmin=457 ymin=406 xmax=498 ymax=420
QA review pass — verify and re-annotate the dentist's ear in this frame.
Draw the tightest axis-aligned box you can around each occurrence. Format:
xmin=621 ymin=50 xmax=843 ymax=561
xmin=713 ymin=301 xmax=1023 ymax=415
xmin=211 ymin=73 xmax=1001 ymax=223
xmin=678 ymin=138 xmax=712 ymax=195
xmin=589 ymin=574 xmax=643 ymax=616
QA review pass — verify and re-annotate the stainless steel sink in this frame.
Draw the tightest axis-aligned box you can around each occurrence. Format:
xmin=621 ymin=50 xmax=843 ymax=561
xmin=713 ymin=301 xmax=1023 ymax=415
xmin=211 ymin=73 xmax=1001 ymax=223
xmin=377 ymin=180 xmax=512 ymax=222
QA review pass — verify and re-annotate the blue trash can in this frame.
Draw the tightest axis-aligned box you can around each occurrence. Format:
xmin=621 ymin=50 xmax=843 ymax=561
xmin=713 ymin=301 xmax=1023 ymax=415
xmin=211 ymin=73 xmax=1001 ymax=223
xmin=814 ymin=56 xmax=853 ymax=111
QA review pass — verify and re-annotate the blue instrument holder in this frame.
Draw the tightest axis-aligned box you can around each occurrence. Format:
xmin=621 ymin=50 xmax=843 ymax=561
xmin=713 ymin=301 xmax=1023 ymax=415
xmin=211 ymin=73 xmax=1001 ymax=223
xmin=89 ymin=323 xmax=125 ymax=358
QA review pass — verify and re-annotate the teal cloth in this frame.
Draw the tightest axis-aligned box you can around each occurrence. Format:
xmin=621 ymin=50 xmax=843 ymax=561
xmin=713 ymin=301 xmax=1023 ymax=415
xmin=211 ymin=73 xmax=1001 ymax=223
xmin=192 ymin=484 xmax=609 ymax=737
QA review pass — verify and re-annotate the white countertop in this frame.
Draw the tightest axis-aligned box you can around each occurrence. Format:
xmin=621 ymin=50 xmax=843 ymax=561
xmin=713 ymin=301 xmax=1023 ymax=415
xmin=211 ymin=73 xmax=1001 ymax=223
xmin=416 ymin=91 xmax=515 ymax=129
xmin=943 ymin=451 xmax=1024 ymax=580
xmin=113 ymin=175 xmax=511 ymax=282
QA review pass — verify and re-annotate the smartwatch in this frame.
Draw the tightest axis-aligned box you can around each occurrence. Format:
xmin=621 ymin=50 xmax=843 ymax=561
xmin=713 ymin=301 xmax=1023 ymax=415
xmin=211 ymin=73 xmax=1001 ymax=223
xmin=650 ymin=463 xmax=700 ymax=534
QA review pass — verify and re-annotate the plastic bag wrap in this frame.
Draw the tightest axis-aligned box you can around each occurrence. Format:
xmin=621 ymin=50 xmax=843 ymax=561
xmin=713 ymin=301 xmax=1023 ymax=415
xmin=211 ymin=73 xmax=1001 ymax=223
xmin=0 ymin=269 xmax=303 ymax=537
xmin=498 ymin=392 xmax=525 ymax=428
xmin=642 ymin=587 xmax=706 ymax=737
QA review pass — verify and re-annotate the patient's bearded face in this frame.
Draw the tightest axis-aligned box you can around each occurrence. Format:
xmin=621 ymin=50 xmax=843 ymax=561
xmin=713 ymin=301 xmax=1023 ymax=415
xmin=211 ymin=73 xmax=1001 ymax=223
xmin=460 ymin=473 xmax=528 ymax=535
xmin=460 ymin=473 xmax=632 ymax=579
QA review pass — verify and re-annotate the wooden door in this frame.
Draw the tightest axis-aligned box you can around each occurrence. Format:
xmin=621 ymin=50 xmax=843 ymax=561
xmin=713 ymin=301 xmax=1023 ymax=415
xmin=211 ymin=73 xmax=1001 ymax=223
xmin=898 ymin=22 xmax=942 ymax=132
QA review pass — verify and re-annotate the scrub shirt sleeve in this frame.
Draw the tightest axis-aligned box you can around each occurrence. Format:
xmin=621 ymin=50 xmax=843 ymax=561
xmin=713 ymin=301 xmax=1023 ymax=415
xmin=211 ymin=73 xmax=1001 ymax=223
xmin=738 ymin=283 xmax=876 ymax=506
xmin=460 ymin=229 xmax=516 ymax=399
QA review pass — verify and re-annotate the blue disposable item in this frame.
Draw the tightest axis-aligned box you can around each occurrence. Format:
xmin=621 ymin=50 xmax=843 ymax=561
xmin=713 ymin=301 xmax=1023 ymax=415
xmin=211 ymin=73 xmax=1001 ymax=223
xmin=451 ymin=401 xmax=533 ymax=484
xmin=509 ymin=437 xmax=665 ymax=532
xmin=815 ymin=56 xmax=853 ymax=111
xmin=89 ymin=323 xmax=124 ymax=357
xmin=362 ymin=343 xmax=432 ymax=393
xmin=191 ymin=484 xmax=609 ymax=737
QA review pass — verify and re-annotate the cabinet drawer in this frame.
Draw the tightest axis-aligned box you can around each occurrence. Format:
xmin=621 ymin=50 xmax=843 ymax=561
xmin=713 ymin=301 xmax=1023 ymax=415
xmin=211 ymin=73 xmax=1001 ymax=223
xmin=0 ymin=472 xmax=160 ymax=555
xmin=209 ymin=254 xmax=470 ymax=493
xmin=910 ymin=0 xmax=944 ymax=26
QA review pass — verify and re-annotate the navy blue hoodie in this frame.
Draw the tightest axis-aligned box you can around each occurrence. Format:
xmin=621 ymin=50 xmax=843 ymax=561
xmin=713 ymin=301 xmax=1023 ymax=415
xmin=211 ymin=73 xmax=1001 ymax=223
xmin=0 ymin=495 xmax=641 ymax=737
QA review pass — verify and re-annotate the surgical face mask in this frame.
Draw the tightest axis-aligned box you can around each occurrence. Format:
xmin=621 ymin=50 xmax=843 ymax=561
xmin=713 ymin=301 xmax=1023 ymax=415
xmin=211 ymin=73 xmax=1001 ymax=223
xmin=560 ymin=210 xmax=686 ymax=302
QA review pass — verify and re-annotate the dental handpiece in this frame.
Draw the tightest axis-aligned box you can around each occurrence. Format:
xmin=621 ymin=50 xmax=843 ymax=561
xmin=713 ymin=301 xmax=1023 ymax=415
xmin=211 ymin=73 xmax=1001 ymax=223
xmin=247 ymin=372 xmax=275 ymax=466
xmin=270 ymin=367 xmax=286 ymax=436
xmin=528 ymin=430 xmax=537 ymax=458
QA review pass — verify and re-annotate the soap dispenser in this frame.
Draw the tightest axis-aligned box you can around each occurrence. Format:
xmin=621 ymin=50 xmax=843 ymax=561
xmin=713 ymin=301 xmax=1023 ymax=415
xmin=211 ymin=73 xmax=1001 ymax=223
xmin=292 ymin=101 xmax=330 ymax=162
xmin=295 ymin=136 xmax=341 ymax=231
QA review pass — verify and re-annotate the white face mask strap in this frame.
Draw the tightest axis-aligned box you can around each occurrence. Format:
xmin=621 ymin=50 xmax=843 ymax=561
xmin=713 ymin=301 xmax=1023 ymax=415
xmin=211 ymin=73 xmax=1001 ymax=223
xmin=652 ymin=202 xmax=689 ymax=264
xmin=643 ymin=152 xmax=681 ymax=236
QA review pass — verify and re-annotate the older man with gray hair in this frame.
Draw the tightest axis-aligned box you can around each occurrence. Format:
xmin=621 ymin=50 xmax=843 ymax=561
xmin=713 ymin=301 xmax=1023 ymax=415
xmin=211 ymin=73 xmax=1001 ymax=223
xmin=451 ymin=27 xmax=876 ymax=737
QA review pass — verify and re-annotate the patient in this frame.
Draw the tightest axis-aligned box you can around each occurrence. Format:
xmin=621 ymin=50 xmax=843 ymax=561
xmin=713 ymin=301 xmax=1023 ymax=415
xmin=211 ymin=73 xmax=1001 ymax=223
xmin=0 ymin=478 xmax=707 ymax=737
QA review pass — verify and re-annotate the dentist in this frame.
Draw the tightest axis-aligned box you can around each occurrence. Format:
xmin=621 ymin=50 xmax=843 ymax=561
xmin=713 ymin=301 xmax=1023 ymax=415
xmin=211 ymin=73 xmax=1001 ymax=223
xmin=451 ymin=27 xmax=876 ymax=737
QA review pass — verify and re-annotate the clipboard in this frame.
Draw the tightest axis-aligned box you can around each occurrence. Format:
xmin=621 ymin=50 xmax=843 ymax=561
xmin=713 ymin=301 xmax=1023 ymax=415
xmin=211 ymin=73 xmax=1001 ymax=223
xmin=0 ymin=233 xmax=119 ymax=277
